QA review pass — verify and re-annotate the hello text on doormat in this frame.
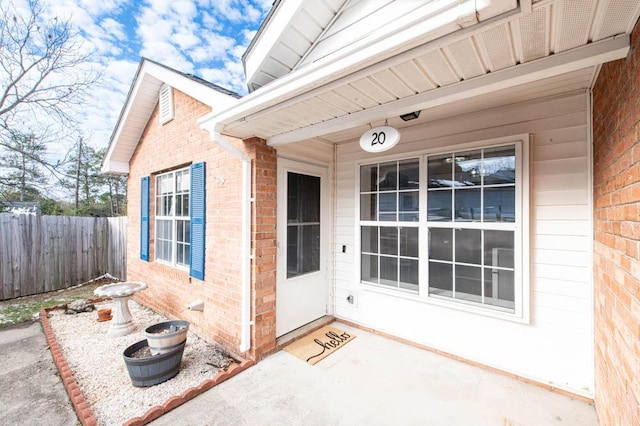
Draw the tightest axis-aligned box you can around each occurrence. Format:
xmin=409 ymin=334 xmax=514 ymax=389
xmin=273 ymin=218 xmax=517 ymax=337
xmin=283 ymin=325 xmax=356 ymax=365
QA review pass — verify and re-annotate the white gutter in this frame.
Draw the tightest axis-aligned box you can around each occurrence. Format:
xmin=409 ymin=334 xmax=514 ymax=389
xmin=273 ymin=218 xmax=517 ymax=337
xmin=200 ymin=120 xmax=253 ymax=354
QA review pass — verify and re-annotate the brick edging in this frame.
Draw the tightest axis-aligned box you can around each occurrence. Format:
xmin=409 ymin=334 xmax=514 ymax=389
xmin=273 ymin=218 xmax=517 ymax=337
xmin=123 ymin=359 xmax=255 ymax=426
xmin=40 ymin=307 xmax=98 ymax=426
xmin=40 ymin=306 xmax=255 ymax=426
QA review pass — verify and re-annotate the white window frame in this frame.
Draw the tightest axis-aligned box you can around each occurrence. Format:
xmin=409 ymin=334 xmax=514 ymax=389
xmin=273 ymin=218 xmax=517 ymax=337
xmin=355 ymin=134 xmax=530 ymax=323
xmin=154 ymin=167 xmax=190 ymax=269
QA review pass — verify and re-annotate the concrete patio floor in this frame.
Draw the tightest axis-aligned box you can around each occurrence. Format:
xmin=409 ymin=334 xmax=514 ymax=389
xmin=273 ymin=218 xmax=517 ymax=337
xmin=152 ymin=322 xmax=598 ymax=425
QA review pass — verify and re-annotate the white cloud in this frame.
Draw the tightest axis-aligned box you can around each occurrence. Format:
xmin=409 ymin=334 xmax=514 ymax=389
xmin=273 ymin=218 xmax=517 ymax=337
xmin=2 ymin=0 xmax=270 ymax=172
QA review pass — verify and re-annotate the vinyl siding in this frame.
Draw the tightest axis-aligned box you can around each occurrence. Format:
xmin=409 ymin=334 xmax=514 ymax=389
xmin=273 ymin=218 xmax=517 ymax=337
xmin=332 ymin=91 xmax=593 ymax=395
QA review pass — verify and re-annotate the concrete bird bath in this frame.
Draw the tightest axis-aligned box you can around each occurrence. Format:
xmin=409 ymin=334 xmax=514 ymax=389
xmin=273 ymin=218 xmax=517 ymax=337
xmin=94 ymin=282 xmax=147 ymax=337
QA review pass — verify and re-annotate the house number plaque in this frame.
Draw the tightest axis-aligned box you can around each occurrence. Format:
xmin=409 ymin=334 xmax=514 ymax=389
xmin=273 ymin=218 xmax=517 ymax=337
xmin=359 ymin=125 xmax=401 ymax=153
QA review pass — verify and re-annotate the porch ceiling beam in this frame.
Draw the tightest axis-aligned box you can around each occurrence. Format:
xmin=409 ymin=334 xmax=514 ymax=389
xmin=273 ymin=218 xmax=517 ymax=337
xmin=267 ymin=34 xmax=629 ymax=147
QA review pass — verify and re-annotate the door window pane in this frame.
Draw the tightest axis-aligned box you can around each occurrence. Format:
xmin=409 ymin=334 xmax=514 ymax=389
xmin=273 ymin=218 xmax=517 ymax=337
xmin=287 ymin=172 xmax=321 ymax=278
xmin=288 ymin=172 xmax=320 ymax=223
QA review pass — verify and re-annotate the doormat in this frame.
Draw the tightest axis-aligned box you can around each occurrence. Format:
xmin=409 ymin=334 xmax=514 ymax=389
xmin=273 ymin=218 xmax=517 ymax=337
xmin=283 ymin=325 xmax=356 ymax=365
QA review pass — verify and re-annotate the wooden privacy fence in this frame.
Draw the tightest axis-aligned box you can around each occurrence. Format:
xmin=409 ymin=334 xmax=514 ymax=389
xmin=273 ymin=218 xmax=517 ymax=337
xmin=0 ymin=214 xmax=127 ymax=300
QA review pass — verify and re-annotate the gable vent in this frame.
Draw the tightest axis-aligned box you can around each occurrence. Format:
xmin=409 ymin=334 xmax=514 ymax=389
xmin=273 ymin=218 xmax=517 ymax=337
xmin=159 ymin=84 xmax=174 ymax=125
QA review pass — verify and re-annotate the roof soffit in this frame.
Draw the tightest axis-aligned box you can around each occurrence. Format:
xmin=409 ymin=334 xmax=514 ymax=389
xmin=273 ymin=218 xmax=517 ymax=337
xmin=210 ymin=0 xmax=639 ymax=146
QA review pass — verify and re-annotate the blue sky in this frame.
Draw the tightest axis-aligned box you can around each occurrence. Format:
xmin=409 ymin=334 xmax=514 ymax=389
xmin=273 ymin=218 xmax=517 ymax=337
xmin=34 ymin=0 xmax=272 ymax=154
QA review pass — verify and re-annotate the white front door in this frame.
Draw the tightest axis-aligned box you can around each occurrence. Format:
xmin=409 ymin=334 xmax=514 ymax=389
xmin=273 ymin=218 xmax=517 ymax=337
xmin=276 ymin=159 xmax=329 ymax=337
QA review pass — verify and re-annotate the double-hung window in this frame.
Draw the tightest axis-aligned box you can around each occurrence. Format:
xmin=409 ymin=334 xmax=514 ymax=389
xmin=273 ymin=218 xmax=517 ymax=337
xmin=360 ymin=159 xmax=420 ymax=292
xmin=155 ymin=167 xmax=190 ymax=268
xmin=358 ymin=140 xmax=524 ymax=318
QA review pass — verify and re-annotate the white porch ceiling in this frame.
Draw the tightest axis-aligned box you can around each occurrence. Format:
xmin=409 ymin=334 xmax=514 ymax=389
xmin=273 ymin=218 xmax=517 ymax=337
xmin=223 ymin=0 xmax=640 ymax=146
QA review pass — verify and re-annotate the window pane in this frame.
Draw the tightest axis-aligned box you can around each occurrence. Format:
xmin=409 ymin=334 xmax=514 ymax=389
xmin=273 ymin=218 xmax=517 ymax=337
xmin=361 ymin=226 xmax=378 ymax=253
xmin=400 ymin=227 xmax=418 ymax=258
xmin=398 ymin=159 xmax=419 ymax=190
xmin=361 ymin=254 xmax=378 ymax=283
xmin=176 ymin=220 xmax=190 ymax=244
xmin=455 ymin=265 xmax=482 ymax=303
xmin=429 ymin=262 xmax=452 ymax=297
xmin=380 ymin=256 xmax=398 ymax=286
xmin=360 ymin=194 xmax=377 ymax=221
xmin=427 ymin=191 xmax=452 ymax=221
xmin=175 ymin=194 xmax=184 ymax=216
xmin=455 ymin=229 xmax=481 ymax=265
xmin=454 ymin=188 xmax=481 ymax=222
xmin=400 ymin=259 xmax=418 ymax=291
xmin=288 ymin=173 xmax=320 ymax=223
xmin=379 ymin=193 xmax=397 ymax=221
xmin=360 ymin=164 xmax=378 ymax=192
xmin=399 ymin=191 xmax=419 ymax=221
xmin=287 ymin=224 xmax=320 ymax=278
xmin=379 ymin=227 xmax=398 ymax=255
xmin=454 ymin=150 xmax=482 ymax=186
xmin=484 ymin=268 xmax=515 ymax=310
xmin=484 ymin=230 xmax=514 ymax=269
xmin=378 ymin=162 xmax=398 ymax=191
xmin=484 ymin=146 xmax=515 ymax=185
xmin=428 ymin=154 xmax=453 ymax=188
xmin=484 ymin=187 xmax=515 ymax=222
xmin=176 ymin=243 xmax=185 ymax=265
xmin=429 ymin=228 xmax=452 ymax=261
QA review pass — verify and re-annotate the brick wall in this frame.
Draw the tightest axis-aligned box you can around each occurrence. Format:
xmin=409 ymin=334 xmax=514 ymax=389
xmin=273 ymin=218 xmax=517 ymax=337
xmin=127 ymin=89 xmax=247 ymax=354
xmin=592 ymin=19 xmax=640 ymax=426
xmin=245 ymin=138 xmax=278 ymax=359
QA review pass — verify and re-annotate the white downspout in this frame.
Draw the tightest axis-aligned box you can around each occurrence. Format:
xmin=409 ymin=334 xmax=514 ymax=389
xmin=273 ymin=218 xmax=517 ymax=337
xmin=200 ymin=118 xmax=253 ymax=354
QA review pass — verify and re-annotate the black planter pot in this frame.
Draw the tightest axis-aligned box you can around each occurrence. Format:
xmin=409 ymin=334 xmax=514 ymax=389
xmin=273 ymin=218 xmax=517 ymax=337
xmin=122 ymin=339 xmax=186 ymax=387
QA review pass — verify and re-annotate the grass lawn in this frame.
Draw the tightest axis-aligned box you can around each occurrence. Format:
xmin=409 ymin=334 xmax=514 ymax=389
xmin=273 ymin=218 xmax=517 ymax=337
xmin=0 ymin=276 xmax=117 ymax=328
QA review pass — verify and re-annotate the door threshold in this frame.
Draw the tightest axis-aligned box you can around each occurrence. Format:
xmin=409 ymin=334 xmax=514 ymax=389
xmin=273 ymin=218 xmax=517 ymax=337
xmin=276 ymin=316 xmax=335 ymax=349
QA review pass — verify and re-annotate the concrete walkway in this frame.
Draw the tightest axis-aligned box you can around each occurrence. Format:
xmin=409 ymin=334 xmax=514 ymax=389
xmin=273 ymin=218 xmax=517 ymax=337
xmin=152 ymin=322 xmax=598 ymax=425
xmin=0 ymin=321 xmax=76 ymax=426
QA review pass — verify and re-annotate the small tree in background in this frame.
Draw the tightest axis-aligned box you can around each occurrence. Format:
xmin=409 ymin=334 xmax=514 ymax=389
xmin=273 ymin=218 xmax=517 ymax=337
xmin=0 ymin=0 xmax=100 ymax=205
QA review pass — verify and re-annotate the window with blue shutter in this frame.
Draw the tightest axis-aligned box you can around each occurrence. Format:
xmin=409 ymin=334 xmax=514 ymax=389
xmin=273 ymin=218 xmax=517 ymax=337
xmin=190 ymin=162 xmax=206 ymax=280
xmin=140 ymin=176 xmax=150 ymax=261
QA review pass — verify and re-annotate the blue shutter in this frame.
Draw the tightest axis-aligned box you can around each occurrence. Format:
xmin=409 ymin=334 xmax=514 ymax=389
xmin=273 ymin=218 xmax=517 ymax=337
xmin=140 ymin=176 xmax=150 ymax=261
xmin=190 ymin=162 xmax=206 ymax=280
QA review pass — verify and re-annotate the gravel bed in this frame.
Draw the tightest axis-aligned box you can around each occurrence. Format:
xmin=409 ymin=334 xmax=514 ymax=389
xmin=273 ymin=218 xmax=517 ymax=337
xmin=48 ymin=300 xmax=234 ymax=425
